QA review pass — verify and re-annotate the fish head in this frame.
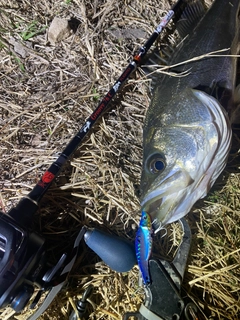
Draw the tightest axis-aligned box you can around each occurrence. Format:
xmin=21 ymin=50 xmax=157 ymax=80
xmin=140 ymin=128 xmax=196 ymax=229
xmin=140 ymin=89 xmax=232 ymax=230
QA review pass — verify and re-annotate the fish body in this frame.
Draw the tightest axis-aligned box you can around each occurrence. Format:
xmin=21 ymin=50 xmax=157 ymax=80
xmin=140 ymin=0 xmax=240 ymax=230
xmin=135 ymin=211 xmax=152 ymax=284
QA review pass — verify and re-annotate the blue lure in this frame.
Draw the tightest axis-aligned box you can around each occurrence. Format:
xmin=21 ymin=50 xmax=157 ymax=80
xmin=135 ymin=211 xmax=153 ymax=285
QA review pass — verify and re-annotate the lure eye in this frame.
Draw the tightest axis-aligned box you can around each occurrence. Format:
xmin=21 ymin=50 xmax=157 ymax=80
xmin=148 ymin=154 xmax=166 ymax=174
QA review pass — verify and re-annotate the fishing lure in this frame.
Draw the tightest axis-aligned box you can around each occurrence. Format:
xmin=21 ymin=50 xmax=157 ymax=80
xmin=135 ymin=211 xmax=153 ymax=285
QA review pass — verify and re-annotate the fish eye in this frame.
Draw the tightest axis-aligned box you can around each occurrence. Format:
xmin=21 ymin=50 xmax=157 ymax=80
xmin=148 ymin=154 xmax=166 ymax=174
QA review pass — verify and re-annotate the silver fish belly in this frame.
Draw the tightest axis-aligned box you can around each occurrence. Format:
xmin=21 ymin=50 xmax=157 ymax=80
xmin=140 ymin=0 xmax=240 ymax=230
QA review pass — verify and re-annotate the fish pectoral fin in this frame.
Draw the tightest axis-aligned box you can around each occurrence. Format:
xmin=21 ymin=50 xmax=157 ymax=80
xmin=176 ymin=0 xmax=206 ymax=39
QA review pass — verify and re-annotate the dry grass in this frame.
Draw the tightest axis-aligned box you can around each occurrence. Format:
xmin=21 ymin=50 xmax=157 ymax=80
xmin=0 ymin=0 xmax=239 ymax=319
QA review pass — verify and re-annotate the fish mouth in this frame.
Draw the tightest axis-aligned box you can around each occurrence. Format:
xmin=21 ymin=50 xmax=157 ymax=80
xmin=141 ymin=195 xmax=170 ymax=230
xmin=142 ymin=197 xmax=163 ymax=219
xmin=140 ymin=169 xmax=194 ymax=229
xmin=141 ymin=191 xmax=188 ymax=232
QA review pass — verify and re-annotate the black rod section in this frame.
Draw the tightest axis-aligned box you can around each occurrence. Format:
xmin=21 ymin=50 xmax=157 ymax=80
xmin=8 ymin=0 xmax=187 ymax=224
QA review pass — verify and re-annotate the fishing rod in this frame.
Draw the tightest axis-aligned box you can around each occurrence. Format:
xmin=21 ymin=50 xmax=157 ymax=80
xmin=9 ymin=0 xmax=186 ymax=226
xmin=0 ymin=0 xmax=187 ymax=317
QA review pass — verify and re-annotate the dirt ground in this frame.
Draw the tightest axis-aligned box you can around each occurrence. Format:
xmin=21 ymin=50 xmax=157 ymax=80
xmin=0 ymin=0 xmax=239 ymax=319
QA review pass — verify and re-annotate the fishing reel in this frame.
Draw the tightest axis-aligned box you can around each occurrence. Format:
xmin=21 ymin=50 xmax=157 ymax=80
xmin=0 ymin=205 xmax=45 ymax=312
xmin=0 ymin=198 xmax=136 ymax=319
xmin=0 ymin=196 xmax=60 ymax=314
